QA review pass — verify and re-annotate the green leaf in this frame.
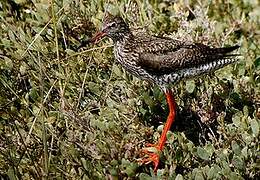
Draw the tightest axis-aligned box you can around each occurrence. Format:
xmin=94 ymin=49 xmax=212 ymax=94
xmin=175 ymin=174 xmax=184 ymax=180
xmin=142 ymin=92 xmax=154 ymax=107
xmin=250 ymin=118 xmax=259 ymax=137
xmin=81 ymin=158 xmax=88 ymax=170
xmin=29 ymin=88 xmax=39 ymax=102
xmin=230 ymin=172 xmax=242 ymax=179
xmin=205 ymin=143 xmax=214 ymax=158
xmin=194 ymin=170 xmax=204 ymax=180
xmin=65 ymin=49 xmax=75 ymax=55
xmin=125 ymin=163 xmax=138 ymax=177
xmin=175 ymin=148 xmax=183 ymax=161
xmin=109 ymin=168 xmax=118 ymax=177
xmin=113 ymin=64 xmax=122 ymax=77
xmin=1 ymin=38 xmax=11 ymax=48
xmin=110 ymin=159 xmax=118 ymax=166
xmin=207 ymin=165 xmax=221 ymax=179
xmin=231 ymin=141 xmax=241 ymax=155
xmin=232 ymin=111 xmax=242 ymax=127
xmin=185 ymin=79 xmax=195 ymax=93
xmin=138 ymin=173 xmax=152 ymax=180
xmin=106 ymin=97 xmax=116 ymax=108
xmin=7 ymin=167 xmax=16 ymax=180
xmin=197 ymin=147 xmax=209 ymax=160
xmin=232 ymin=156 xmax=244 ymax=170
xmin=237 ymin=62 xmax=246 ymax=76
xmin=88 ymin=82 xmax=101 ymax=96
xmin=3 ymin=56 xmax=13 ymax=70
xmin=241 ymin=146 xmax=248 ymax=159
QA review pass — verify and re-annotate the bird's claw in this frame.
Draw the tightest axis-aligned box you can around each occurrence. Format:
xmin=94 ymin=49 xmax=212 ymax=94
xmin=138 ymin=144 xmax=161 ymax=172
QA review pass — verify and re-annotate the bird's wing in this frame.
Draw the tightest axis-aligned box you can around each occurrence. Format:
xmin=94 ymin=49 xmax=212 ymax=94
xmin=135 ymin=35 xmax=185 ymax=54
xmin=137 ymin=42 xmax=239 ymax=75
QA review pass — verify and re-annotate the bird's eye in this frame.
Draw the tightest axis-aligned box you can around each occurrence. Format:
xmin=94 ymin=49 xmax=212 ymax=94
xmin=110 ymin=22 xmax=116 ymax=27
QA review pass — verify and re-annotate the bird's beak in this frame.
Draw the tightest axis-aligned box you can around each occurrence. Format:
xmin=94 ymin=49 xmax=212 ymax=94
xmin=91 ymin=31 xmax=107 ymax=44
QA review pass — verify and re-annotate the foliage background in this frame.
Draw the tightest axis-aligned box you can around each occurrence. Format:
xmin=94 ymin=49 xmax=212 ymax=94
xmin=0 ymin=0 xmax=259 ymax=179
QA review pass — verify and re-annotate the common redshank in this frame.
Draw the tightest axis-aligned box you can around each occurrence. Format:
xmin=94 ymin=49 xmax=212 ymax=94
xmin=91 ymin=13 xmax=239 ymax=172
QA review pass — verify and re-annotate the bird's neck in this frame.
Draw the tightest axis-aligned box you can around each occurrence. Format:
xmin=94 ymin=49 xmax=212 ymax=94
xmin=111 ymin=31 xmax=133 ymax=43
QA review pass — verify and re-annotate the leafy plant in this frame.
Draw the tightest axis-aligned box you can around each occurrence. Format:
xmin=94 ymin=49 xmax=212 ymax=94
xmin=0 ymin=0 xmax=259 ymax=179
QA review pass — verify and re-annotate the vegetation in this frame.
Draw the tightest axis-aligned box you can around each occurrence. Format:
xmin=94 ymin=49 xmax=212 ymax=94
xmin=0 ymin=0 xmax=259 ymax=179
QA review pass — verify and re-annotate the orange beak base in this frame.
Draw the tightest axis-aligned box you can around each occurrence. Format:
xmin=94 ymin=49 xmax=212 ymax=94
xmin=91 ymin=31 xmax=107 ymax=44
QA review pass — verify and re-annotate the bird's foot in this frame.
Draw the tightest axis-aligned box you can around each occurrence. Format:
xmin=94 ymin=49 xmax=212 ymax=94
xmin=138 ymin=144 xmax=161 ymax=172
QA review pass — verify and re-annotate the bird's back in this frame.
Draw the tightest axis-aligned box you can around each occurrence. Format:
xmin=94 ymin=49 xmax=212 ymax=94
xmin=113 ymin=32 xmax=239 ymax=85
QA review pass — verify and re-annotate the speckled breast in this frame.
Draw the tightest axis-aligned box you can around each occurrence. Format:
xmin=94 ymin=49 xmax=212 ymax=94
xmin=113 ymin=42 xmax=145 ymax=77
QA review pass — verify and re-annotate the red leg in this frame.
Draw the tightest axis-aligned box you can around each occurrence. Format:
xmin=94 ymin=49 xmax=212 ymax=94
xmin=158 ymin=89 xmax=176 ymax=150
xmin=139 ymin=89 xmax=176 ymax=172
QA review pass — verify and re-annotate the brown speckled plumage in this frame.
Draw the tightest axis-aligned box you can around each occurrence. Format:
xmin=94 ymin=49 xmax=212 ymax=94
xmin=92 ymin=14 xmax=239 ymax=89
xmin=91 ymin=13 xmax=240 ymax=172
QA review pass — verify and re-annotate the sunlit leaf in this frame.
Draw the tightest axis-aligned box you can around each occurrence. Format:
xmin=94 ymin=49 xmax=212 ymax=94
xmin=185 ymin=79 xmax=195 ymax=93
xmin=197 ymin=147 xmax=209 ymax=160
xmin=250 ymin=118 xmax=259 ymax=137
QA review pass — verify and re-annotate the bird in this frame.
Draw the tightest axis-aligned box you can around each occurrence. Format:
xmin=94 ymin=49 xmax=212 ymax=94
xmin=90 ymin=12 xmax=239 ymax=172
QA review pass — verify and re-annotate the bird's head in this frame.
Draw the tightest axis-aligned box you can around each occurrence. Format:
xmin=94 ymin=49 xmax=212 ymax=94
xmin=91 ymin=13 xmax=130 ymax=43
